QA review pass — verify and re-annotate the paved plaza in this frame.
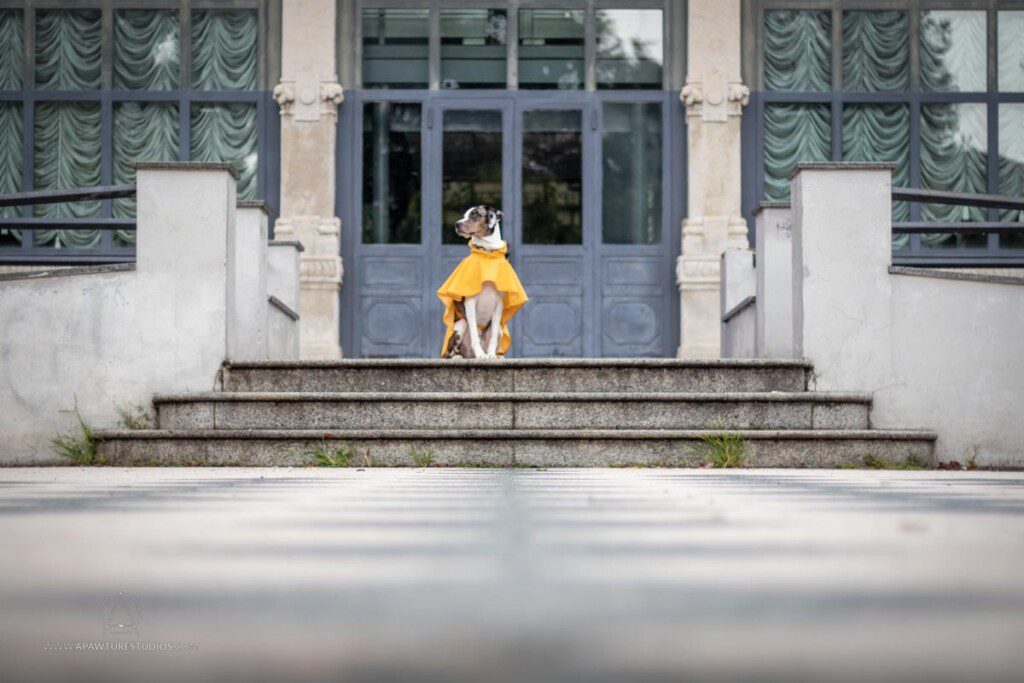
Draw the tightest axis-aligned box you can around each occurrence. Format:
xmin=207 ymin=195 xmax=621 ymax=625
xmin=1 ymin=467 xmax=1023 ymax=682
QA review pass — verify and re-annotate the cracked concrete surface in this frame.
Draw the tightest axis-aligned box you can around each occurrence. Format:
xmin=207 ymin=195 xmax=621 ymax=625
xmin=0 ymin=468 xmax=1022 ymax=682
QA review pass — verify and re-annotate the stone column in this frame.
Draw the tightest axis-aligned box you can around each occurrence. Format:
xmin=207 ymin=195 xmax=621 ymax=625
xmin=272 ymin=0 xmax=344 ymax=359
xmin=677 ymin=0 xmax=749 ymax=358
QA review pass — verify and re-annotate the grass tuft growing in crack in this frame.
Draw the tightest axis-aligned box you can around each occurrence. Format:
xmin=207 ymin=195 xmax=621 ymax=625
xmin=52 ymin=402 xmax=104 ymax=465
xmin=308 ymin=441 xmax=360 ymax=467
xmin=115 ymin=402 xmax=152 ymax=430
xmin=700 ymin=433 xmax=747 ymax=468
xmin=409 ymin=446 xmax=437 ymax=468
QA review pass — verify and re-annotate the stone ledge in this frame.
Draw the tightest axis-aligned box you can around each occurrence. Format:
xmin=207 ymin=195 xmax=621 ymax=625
xmin=152 ymin=391 xmax=873 ymax=403
xmin=132 ymin=161 xmax=238 ymax=179
xmin=889 ymin=266 xmax=1024 ymax=286
xmin=223 ymin=358 xmax=814 ymax=369
xmin=790 ymin=162 xmax=898 ymax=179
xmin=95 ymin=427 xmax=936 ymax=441
xmin=237 ymin=199 xmax=273 ymax=215
xmin=0 ymin=263 xmax=135 ymax=283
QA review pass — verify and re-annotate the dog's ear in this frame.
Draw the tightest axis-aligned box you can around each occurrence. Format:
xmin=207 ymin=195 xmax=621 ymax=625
xmin=492 ymin=209 xmax=503 ymax=226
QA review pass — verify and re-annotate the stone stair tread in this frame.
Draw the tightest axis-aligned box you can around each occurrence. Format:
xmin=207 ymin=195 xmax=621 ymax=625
xmin=96 ymin=428 xmax=936 ymax=440
xmin=224 ymin=358 xmax=814 ymax=369
xmin=154 ymin=391 xmax=872 ymax=403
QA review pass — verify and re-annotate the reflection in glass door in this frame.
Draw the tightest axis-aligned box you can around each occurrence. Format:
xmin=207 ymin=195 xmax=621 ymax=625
xmin=514 ymin=108 xmax=588 ymax=356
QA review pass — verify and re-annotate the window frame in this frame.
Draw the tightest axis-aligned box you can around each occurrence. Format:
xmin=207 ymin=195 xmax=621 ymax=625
xmin=746 ymin=0 xmax=1024 ymax=266
xmin=0 ymin=0 xmax=278 ymax=265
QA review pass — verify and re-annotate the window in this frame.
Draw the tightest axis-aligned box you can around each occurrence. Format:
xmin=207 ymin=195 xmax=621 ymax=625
xmin=0 ymin=2 xmax=266 ymax=261
xmin=756 ymin=2 xmax=1024 ymax=260
xmin=362 ymin=102 xmax=422 ymax=243
xmin=440 ymin=9 xmax=507 ymax=89
xmin=602 ymin=102 xmax=662 ymax=244
xmin=518 ymin=9 xmax=585 ymax=90
xmin=358 ymin=4 xmax=669 ymax=91
xmin=362 ymin=9 xmax=429 ymax=89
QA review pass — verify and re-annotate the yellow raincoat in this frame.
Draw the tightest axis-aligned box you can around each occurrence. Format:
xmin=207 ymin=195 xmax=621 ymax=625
xmin=437 ymin=243 xmax=528 ymax=357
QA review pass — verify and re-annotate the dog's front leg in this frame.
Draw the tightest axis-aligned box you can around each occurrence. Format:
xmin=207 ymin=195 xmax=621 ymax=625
xmin=484 ymin=297 xmax=504 ymax=358
xmin=463 ymin=294 xmax=486 ymax=359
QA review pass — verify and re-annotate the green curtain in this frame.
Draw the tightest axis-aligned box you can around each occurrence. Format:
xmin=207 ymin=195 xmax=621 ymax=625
xmin=998 ymin=12 xmax=1024 ymax=92
xmin=764 ymin=104 xmax=831 ymax=202
xmin=920 ymin=103 xmax=988 ymax=247
xmin=114 ymin=10 xmax=180 ymax=90
xmin=998 ymin=105 xmax=1024 ymax=248
xmin=35 ymin=10 xmax=102 ymax=90
xmin=921 ymin=11 xmax=986 ymax=93
xmin=842 ymin=11 xmax=909 ymax=91
xmin=112 ymin=103 xmax=180 ymax=244
xmin=0 ymin=10 xmax=23 ymax=89
xmin=842 ymin=104 xmax=910 ymax=248
xmin=764 ymin=11 xmax=831 ymax=92
xmin=33 ymin=102 xmax=102 ymax=248
xmin=190 ymin=103 xmax=258 ymax=199
xmin=191 ymin=11 xmax=258 ymax=91
xmin=0 ymin=103 xmax=22 ymax=247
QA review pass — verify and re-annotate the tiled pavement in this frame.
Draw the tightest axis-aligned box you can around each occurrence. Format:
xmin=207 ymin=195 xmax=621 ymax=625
xmin=1 ymin=467 xmax=1023 ymax=682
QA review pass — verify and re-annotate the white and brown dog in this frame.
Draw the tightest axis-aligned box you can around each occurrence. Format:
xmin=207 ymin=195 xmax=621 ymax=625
xmin=437 ymin=206 xmax=528 ymax=359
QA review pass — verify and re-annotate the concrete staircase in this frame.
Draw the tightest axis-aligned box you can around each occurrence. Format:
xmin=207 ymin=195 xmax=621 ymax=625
xmin=95 ymin=359 xmax=937 ymax=467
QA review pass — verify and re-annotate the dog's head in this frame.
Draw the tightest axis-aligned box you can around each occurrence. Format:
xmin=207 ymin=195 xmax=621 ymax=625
xmin=455 ymin=205 xmax=503 ymax=240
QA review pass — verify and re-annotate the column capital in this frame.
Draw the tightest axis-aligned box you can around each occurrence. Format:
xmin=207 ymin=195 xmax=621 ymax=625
xmin=274 ymin=78 xmax=344 ymax=122
xmin=680 ymin=79 xmax=749 ymax=122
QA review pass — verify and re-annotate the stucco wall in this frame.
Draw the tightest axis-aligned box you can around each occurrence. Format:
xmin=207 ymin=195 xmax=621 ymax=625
xmin=0 ymin=165 xmax=238 ymax=463
xmin=791 ymin=164 xmax=1024 ymax=466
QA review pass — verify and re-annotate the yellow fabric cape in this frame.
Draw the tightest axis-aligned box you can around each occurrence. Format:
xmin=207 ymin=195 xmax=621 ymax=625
xmin=437 ymin=243 xmax=528 ymax=357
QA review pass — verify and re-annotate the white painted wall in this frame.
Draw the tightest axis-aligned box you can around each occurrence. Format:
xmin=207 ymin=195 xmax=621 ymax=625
xmin=720 ymin=248 xmax=756 ymax=358
xmin=230 ymin=205 xmax=269 ymax=361
xmin=754 ymin=203 xmax=794 ymax=358
xmin=0 ymin=164 xmax=241 ymax=463
xmin=267 ymin=241 xmax=302 ymax=360
xmin=791 ymin=163 xmax=1024 ymax=465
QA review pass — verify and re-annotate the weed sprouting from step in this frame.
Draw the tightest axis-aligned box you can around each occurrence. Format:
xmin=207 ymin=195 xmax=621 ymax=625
xmin=700 ymin=433 xmax=747 ymax=469
xmin=115 ymin=402 xmax=152 ymax=430
xmin=308 ymin=441 xmax=360 ymax=467
xmin=855 ymin=454 xmax=931 ymax=470
xmin=52 ymin=402 xmax=104 ymax=465
xmin=409 ymin=446 xmax=437 ymax=468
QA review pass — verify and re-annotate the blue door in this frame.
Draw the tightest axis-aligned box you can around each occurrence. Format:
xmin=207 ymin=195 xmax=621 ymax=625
xmin=339 ymin=92 xmax=679 ymax=358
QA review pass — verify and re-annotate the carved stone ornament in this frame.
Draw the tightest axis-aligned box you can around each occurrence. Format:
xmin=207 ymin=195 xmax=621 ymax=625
xmin=681 ymin=79 xmax=749 ymax=122
xmin=274 ymin=78 xmax=344 ymax=122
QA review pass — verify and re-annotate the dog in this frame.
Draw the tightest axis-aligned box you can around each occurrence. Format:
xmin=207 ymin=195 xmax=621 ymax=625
xmin=437 ymin=206 xmax=528 ymax=359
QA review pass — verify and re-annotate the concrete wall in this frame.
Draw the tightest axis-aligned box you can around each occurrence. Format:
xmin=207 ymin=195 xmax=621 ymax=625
xmin=0 ymin=163 xmax=266 ymax=463
xmin=754 ymin=203 xmax=793 ymax=358
xmin=231 ymin=203 xmax=270 ymax=361
xmin=720 ymin=248 xmax=756 ymax=359
xmin=791 ymin=163 xmax=1024 ymax=466
xmin=267 ymin=240 xmax=302 ymax=360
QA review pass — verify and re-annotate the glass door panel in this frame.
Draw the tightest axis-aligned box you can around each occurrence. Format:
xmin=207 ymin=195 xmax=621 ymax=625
xmin=602 ymin=102 xmax=663 ymax=244
xmin=515 ymin=105 xmax=587 ymax=357
xmin=522 ymin=110 xmax=583 ymax=244
xmin=441 ymin=109 xmax=504 ymax=244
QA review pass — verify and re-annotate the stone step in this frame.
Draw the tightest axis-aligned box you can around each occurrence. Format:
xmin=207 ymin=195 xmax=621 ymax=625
xmin=154 ymin=391 xmax=872 ymax=431
xmin=222 ymin=359 xmax=811 ymax=394
xmin=94 ymin=428 xmax=936 ymax=468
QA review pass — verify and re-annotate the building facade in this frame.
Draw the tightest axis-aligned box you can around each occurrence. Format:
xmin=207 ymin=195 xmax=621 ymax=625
xmin=1 ymin=1 xmax=1022 ymax=359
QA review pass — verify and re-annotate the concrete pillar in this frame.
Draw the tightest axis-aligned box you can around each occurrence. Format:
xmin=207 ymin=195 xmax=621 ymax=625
xmin=677 ymin=0 xmax=750 ymax=358
xmin=230 ymin=202 xmax=270 ymax=361
xmin=791 ymin=163 xmax=895 ymax=391
xmin=267 ymin=240 xmax=303 ymax=360
xmin=754 ymin=202 xmax=794 ymax=358
xmin=272 ymin=0 xmax=344 ymax=359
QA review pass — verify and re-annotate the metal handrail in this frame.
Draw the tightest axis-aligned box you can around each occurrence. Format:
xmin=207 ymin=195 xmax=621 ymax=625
xmin=0 ymin=184 xmax=136 ymax=209
xmin=892 ymin=187 xmax=1024 ymax=211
